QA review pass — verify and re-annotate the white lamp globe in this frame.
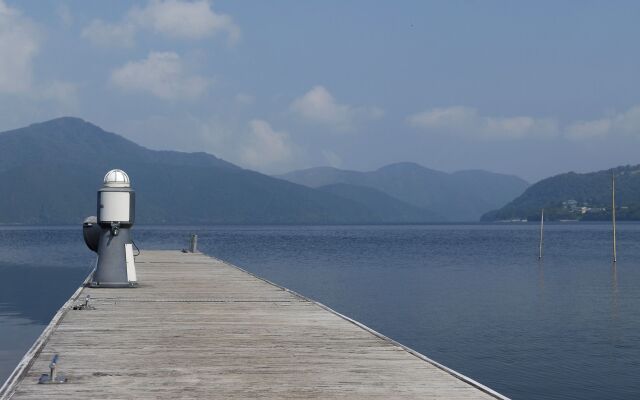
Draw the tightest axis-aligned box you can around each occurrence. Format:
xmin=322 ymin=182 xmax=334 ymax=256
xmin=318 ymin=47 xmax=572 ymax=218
xmin=103 ymin=169 xmax=131 ymax=188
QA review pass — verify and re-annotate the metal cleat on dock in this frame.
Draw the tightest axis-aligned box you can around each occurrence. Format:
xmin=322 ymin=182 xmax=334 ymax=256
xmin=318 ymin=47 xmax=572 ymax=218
xmin=37 ymin=354 xmax=66 ymax=384
xmin=182 ymin=234 xmax=198 ymax=253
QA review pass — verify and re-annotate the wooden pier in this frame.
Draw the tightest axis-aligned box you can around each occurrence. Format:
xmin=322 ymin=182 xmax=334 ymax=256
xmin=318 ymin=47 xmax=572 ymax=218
xmin=0 ymin=250 xmax=507 ymax=399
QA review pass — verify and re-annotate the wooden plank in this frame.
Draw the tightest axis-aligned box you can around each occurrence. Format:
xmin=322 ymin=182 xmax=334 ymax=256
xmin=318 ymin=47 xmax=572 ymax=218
xmin=2 ymin=251 xmax=508 ymax=399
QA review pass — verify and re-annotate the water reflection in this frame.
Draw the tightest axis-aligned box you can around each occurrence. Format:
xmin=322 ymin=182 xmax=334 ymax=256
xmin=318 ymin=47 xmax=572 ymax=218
xmin=537 ymin=259 xmax=545 ymax=294
xmin=611 ymin=261 xmax=618 ymax=322
xmin=0 ymin=264 xmax=89 ymax=323
xmin=0 ymin=315 xmax=47 ymax=387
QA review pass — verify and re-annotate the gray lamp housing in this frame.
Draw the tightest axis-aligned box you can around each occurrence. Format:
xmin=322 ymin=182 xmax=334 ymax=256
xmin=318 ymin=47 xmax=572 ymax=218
xmin=84 ymin=169 xmax=138 ymax=288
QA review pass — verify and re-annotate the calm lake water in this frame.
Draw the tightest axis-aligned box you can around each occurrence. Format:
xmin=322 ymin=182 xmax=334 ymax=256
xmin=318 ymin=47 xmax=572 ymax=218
xmin=1 ymin=223 xmax=639 ymax=399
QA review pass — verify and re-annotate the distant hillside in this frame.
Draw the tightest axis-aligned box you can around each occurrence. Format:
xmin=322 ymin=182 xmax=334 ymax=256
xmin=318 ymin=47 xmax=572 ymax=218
xmin=318 ymin=183 xmax=441 ymax=223
xmin=0 ymin=117 xmax=394 ymax=224
xmin=481 ymin=165 xmax=640 ymax=221
xmin=278 ymin=163 xmax=529 ymax=222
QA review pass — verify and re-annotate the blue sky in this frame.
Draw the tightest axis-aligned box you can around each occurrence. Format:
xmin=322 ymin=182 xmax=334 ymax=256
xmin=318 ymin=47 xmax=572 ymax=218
xmin=1 ymin=1 xmax=639 ymax=181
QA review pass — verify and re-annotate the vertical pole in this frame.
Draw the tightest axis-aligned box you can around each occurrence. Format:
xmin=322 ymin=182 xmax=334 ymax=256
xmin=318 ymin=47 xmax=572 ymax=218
xmin=538 ymin=209 xmax=544 ymax=260
xmin=49 ymin=354 xmax=58 ymax=382
xmin=611 ymin=261 xmax=618 ymax=320
xmin=612 ymin=174 xmax=617 ymax=263
xmin=189 ymin=234 xmax=198 ymax=253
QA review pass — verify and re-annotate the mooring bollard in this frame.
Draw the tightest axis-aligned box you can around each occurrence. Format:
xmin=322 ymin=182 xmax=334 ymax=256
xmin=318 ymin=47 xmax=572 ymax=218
xmin=38 ymin=354 xmax=66 ymax=384
xmin=50 ymin=354 xmax=58 ymax=382
xmin=189 ymin=234 xmax=198 ymax=253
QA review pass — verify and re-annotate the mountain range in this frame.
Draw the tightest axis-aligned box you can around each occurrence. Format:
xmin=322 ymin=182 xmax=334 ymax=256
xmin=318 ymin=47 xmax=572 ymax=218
xmin=0 ymin=117 xmax=529 ymax=224
xmin=0 ymin=118 xmax=372 ymax=224
xmin=277 ymin=164 xmax=529 ymax=222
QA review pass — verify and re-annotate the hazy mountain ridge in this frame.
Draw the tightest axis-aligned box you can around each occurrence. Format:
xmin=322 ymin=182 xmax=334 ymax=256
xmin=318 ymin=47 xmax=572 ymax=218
xmin=317 ymin=183 xmax=442 ymax=222
xmin=278 ymin=163 xmax=529 ymax=222
xmin=0 ymin=118 xmax=237 ymax=171
xmin=0 ymin=117 xmax=531 ymax=224
xmin=0 ymin=117 xmax=384 ymax=224
xmin=481 ymin=165 xmax=640 ymax=221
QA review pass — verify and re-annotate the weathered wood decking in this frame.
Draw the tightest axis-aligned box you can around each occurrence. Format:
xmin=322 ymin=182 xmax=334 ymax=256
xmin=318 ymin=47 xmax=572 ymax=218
xmin=1 ymin=250 xmax=507 ymax=399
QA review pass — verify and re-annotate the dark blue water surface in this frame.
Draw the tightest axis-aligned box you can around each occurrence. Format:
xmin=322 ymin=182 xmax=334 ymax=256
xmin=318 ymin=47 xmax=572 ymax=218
xmin=1 ymin=224 xmax=639 ymax=399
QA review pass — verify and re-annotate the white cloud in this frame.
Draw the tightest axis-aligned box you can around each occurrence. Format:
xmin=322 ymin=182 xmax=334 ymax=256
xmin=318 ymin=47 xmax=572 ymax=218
xmin=567 ymin=105 xmax=640 ymax=139
xmin=291 ymin=86 xmax=349 ymax=126
xmin=118 ymin=115 xmax=301 ymax=173
xmin=0 ymin=1 xmax=80 ymax=120
xmin=81 ymin=20 xmax=135 ymax=48
xmin=0 ymin=0 xmax=39 ymax=94
xmin=116 ymin=114 xmax=232 ymax=155
xmin=83 ymin=0 xmax=240 ymax=47
xmin=240 ymin=120 xmax=295 ymax=168
xmin=110 ymin=52 xmax=211 ymax=99
xmin=290 ymin=85 xmax=383 ymax=131
xmin=408 ymin=104 xmax=640 ymax=140
xmin=130 ymin=0 xmax=240 ymax=43
xmin=408 ymin=106 xmax=558 ymax=139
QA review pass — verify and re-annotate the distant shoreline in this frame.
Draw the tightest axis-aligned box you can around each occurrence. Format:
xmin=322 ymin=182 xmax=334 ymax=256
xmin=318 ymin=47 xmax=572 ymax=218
xmin=1 ymin=220 xmax=636 ymax=228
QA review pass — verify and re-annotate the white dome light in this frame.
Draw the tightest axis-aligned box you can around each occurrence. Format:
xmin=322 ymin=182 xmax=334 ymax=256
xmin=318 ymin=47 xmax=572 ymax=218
xmin=103 ymin=169 xmax=131 ymax=188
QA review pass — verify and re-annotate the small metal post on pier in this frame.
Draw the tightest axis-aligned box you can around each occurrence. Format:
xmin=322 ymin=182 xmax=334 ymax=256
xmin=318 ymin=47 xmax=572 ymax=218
xmin=189 ymin=234 xmax=198 ymax=253
xmin=38 ymin=354 xmax=66 ymax=384
xmin=50 ymin=356 xmax=57 ymax=382
xmin=538 ymin=209 xmax=544 ymax=260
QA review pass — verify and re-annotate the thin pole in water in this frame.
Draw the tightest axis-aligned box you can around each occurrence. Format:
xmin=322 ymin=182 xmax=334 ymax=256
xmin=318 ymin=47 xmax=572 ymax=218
xmin=612 ymin=174 xmax=617 ymax=263
xmin=538 ymin=209 xmax=544 ymax=260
